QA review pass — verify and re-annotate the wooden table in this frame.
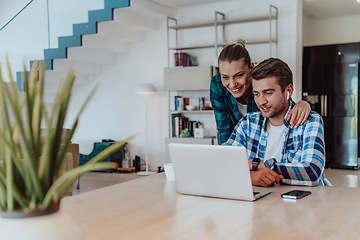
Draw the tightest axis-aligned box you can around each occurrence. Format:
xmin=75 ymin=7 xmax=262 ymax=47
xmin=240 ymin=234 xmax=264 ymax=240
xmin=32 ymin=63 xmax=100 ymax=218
xmin=62 ymin=173 xmax=360 ymax=240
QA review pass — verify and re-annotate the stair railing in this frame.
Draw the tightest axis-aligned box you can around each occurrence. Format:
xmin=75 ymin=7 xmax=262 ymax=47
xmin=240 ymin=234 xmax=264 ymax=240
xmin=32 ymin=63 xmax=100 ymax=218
xmin=0 ymin=0 xmax=35 ymax=32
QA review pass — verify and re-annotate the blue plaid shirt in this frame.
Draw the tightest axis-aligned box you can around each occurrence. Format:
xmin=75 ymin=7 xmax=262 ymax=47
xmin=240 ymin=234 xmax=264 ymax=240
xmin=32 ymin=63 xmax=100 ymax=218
xmin=225 ymin=103 xmax=326 ymax=186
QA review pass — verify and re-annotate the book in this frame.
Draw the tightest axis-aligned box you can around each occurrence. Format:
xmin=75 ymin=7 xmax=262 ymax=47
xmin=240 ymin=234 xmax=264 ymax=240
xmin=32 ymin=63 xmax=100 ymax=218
xmin=190 ymin=55 xmax=198 ymax=66
xmin=174 ymin=52 xmax=198 ymax=67
xmin=183 ymin=97 xmax=190 ymax=108
xmin=177 ymin=116 xmax=189 ymax=137
xmin=174 ymin=96 xmax=183 ymax=111
xmin=174 ymin=116 xmax=180 ymax=137
xmin=174 ymin=52 xmax=180 ymax=66
xmin=171 ymin=113 xmax=181 ymax=137
xmin=199 ymin=97 xmax=204 ymax=110
xmin=203 ymin=97 xmax=212 ymax=110
xmin=181 ymin=52 xmax=187 ymax=67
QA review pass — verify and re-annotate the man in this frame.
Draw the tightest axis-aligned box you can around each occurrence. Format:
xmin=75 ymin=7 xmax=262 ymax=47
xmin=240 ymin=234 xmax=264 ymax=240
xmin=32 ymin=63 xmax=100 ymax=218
xmin=225 ymin=58 xmax=326 ymax=186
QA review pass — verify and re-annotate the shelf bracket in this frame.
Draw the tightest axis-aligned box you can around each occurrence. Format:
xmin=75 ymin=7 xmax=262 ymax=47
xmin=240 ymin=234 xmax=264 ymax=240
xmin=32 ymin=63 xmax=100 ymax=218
xmin=214 ymin=11 xmax=225 ymax=67
xmin=269 ymin=5 xmax=278 ymax=57
xmin=167 ymin=17 xmax=178 ymax=67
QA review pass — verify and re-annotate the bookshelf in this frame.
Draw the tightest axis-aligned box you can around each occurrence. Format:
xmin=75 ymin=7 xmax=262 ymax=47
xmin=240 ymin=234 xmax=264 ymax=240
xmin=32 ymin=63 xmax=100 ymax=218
xmin=166 ymin=5 xmax=278 ymax=67
xmin=165 ymin=64 xmax=216 ymax=140
xmin=164 ymin=5 xmax=278 ymax=148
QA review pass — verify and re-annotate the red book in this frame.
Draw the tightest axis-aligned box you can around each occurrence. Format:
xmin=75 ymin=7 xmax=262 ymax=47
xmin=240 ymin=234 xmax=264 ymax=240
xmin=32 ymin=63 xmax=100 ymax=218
xmin=174 ymin=52 xmax=179 ymax=66
xmin=178 ymin=116 xmax=189 ymax=136
xmin=183 ymin=97 xmax=190 ymax=109
xmin=204 ymin=97 xmax=212 ymax=110
xmin=181 ymin=53 xmax=187 ymax=67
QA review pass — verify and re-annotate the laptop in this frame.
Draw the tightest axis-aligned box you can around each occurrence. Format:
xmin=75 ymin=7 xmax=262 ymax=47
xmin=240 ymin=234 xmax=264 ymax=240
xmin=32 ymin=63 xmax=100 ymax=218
xmin=168 ymin=143 xmax=272 ymax=201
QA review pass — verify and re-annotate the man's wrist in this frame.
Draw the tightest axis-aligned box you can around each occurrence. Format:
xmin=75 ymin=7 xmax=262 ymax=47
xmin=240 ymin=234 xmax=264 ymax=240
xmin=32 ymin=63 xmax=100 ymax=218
xmin=251 ymin=158 xmax=261 ymax=171
xmin=257 ymin=161 xmax=266 ymax=170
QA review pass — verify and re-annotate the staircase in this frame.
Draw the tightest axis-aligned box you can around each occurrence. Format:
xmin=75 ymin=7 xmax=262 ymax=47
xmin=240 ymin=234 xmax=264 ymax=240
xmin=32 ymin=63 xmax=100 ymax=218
xmin=16 ymin=0 xmax=174 ymax=101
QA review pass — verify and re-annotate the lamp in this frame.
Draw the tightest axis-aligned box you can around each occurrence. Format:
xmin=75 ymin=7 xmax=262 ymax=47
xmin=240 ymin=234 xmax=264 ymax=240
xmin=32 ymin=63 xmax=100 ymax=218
xmin=135 ymin=83 xmax=157 ymax=176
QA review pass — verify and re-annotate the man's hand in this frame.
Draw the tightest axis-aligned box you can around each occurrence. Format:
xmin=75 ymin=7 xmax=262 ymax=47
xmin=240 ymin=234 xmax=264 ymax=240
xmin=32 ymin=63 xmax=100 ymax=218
xmin=250 ymin=168 xmax=283 ymax=187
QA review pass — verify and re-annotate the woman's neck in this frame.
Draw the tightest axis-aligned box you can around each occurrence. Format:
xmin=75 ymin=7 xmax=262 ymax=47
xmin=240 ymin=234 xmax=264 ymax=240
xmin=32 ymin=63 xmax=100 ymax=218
xmin=236 ymin=87 xmax=252 ymax=105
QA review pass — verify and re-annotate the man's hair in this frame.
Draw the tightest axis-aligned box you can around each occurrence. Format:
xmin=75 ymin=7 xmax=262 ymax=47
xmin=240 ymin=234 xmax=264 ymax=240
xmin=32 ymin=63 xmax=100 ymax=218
xmin=251 ymin=58 xmax=293 ymax=92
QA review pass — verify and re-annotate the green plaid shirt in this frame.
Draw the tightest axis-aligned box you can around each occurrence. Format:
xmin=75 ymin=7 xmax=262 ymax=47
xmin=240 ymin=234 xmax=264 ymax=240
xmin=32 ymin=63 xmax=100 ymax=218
xmin=210 ymin=74 xmax=259 ymax=145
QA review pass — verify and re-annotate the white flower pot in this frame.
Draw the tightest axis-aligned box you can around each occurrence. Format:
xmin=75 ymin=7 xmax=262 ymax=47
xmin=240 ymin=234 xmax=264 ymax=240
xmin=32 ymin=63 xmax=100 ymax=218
xmin=0 ymin=209 xmax=83 ymax=240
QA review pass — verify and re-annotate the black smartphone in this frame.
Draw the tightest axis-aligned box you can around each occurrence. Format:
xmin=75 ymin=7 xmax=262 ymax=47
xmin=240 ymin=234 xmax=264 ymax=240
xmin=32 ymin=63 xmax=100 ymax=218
xmin=281 ymin=190 xmax=311 ymax=199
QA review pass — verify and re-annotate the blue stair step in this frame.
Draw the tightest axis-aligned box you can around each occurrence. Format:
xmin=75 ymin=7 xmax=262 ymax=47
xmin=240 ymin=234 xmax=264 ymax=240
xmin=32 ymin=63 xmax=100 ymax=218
xmin=89 ymin=9 xmax=113 ymax=23
xmin=105 ymin=0 xmax=130 ymax=9
xmin=58 ymin=35 xmax=82 ymax=49
xmin=17 ymin=0 xmax=131 ymax=90
xmin=44 ymin=48 xmax=67 ymax=70
xmin=16 ymin=72 xmax=24 ymax=92
xmin=72 ymin=22 xmax=96 ymax=38
xmin=16 ymin=60 xmax=41 ymax=92
xmin=43 ymin=0 xmax=130 ymax=70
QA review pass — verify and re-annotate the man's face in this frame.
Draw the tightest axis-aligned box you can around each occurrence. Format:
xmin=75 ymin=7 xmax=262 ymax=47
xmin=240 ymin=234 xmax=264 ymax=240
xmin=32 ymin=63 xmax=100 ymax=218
xmin=252 ymin=76 xmax=291 ymax=125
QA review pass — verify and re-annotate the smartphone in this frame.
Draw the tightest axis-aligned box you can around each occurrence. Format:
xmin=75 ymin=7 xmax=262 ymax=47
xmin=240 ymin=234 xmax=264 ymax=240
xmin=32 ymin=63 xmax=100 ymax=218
xmin=281 ymin=190 xmax=311 ymax=199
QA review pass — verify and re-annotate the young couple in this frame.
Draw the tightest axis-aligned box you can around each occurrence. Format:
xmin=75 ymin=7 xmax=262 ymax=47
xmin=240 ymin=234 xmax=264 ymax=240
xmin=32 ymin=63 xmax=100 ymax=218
xmin=210 ymin=39 xmax=326 ymax=186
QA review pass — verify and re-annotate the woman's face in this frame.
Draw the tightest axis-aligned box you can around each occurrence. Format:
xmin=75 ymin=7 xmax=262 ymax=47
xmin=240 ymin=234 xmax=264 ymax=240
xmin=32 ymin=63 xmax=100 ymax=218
xmin=219 ymin=60 xmax=253 ymax=99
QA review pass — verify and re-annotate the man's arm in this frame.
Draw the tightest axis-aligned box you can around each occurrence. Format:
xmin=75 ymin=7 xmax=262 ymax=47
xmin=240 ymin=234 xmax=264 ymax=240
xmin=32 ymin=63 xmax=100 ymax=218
xmin=250 ymin=165 xmax=284 ymax=187
xmin=226 ymin=116 xmax=283 ymax=187
xmin=224 ymin=118 xmax=247 ymax=147
xmin=264 ymin=113 xmax=325 ymax=186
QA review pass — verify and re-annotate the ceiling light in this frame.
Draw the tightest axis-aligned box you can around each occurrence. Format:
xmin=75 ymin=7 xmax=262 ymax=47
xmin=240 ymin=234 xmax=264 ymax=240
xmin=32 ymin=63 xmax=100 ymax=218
xmin=357 ymin=0 xmax=360 ymax=3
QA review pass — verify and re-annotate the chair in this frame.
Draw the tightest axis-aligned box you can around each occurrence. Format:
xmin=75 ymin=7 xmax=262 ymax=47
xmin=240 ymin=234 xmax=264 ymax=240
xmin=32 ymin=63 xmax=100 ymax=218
xmin=324 ymin=178 xmax=332 ymax=186
xmin=40 ymin=129 xmax=81 ymax=195
xmin=68 ymin=143 xmax=80 ymax=190
xmin=61 ymin=143 xmax=80 ymax=195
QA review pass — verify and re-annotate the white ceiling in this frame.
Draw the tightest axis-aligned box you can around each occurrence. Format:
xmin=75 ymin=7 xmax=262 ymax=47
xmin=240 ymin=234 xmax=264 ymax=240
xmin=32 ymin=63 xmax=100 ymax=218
xmin=149 ymin=0 xmax=236 ymax=8
xmin=303 ymin=0 xmax=360 ymax=18
xmin=149 ymin=0 xmax=360 ymax=19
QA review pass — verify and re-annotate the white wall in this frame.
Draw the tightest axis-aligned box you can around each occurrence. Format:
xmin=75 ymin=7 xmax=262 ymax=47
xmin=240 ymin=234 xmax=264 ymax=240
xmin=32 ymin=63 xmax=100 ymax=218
xmin=0 ymin=0 xmax=47 ymax=75
xmin=2 ymin=0 xmax=359 ymax=171
xmin=303 ymin=14 xmax=360 ymax=46
xmin=0 ymin=0 xmax=302 ymax=171
xmin=0 ymin=0 xmax=103 ymax=79
xmin=70 ymin=21 xmax=169 ymax=170
xmin=174 ymin=0 xmax=302 ymax=99
xmin=71 ymin=0 xmax=302 ymax=170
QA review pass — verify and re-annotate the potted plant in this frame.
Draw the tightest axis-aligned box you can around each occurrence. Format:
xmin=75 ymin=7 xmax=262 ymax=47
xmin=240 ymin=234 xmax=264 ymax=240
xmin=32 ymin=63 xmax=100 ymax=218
xmin=0 ymin=59 xmax=138 ymax=239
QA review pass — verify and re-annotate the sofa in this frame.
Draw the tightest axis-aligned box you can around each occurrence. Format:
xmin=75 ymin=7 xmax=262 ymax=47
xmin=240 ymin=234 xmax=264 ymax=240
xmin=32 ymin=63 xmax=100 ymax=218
xmin=79 ymin=141 xmax=127 ymax=173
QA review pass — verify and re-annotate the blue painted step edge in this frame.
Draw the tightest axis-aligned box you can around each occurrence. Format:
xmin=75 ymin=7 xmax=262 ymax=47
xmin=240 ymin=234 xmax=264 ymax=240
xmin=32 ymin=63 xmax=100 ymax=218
xmin=16 ymin=72 xmax=24 ymax=92
xmin=17 ymin=0 xmax=130 ymax=91
xmin=44 ymin=0 xmax=130 ymax=70
xmin=16 ymin=60 xmax=42 ymax=92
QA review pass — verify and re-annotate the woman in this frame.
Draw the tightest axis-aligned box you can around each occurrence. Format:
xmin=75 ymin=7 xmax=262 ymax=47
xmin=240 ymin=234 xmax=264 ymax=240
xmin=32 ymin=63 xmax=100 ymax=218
xmin=210 ymin=39 xmax=310 ymax=145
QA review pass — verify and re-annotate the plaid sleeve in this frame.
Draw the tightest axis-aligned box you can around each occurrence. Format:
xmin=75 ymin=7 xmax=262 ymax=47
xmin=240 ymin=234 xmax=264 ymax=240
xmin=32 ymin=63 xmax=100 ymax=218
xmin=224 ymin=119 xmax=247 ymax=147
xmin=272 ymin=113 xmax=325 ymax=186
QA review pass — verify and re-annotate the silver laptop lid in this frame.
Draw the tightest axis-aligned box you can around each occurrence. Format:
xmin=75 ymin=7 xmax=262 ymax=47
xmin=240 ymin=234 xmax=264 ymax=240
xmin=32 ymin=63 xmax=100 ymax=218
xmin=168 ymin=143 xmax=268 ymax=201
